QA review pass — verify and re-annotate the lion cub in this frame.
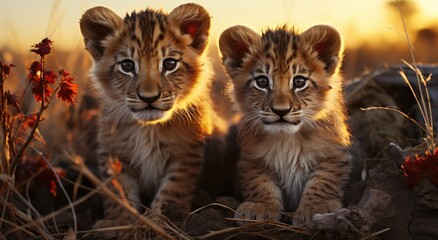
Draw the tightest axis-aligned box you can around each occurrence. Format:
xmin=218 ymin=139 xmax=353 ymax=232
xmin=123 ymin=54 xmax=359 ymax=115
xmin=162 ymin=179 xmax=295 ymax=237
xmin=219 ymin=25 xmax=351 ymax=226
xmin=80 ymin=3 xmax=215 ymax=226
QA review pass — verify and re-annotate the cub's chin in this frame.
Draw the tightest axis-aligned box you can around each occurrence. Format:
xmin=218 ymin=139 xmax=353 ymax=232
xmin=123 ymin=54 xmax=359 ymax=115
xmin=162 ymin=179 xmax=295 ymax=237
xmin=263 ymin=120 xmax=302 ymax=134
xmin=132 ymin=109 xmax=168 ymax=123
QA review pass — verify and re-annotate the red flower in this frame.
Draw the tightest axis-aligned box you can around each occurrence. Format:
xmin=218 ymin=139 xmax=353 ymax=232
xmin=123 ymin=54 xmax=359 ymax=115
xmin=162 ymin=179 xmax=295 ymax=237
xmin=57 ymin=69 xmax=77 ymax=104
xmin=402 ymin=148 xmax=438 ymax=187
xmin=30 ymin=38 xmax=53 ymax=57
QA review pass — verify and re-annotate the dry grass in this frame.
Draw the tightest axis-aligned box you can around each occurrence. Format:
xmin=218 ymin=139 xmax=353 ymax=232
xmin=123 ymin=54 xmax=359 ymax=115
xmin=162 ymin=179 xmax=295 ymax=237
xmin=0 ymin=164 xmax=310 ymax=239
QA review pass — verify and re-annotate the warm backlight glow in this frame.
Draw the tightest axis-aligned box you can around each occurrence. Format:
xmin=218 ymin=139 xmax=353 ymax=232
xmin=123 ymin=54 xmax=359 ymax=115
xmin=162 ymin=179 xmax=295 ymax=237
xmin=1 ymin=0 xmax=437 ymax=52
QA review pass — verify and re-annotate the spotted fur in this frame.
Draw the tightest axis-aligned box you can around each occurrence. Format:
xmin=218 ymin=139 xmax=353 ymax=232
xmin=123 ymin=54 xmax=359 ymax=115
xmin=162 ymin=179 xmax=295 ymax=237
xmin=219 ymin=25 xmax=351 ymax=226
xmin=80 ymin=3 xmax=214 ymax=227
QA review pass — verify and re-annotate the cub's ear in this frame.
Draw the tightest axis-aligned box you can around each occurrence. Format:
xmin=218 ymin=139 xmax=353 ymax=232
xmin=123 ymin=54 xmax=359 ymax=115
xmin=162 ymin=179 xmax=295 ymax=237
xmin=219 ymin=25 xmax=260 ymax=77
xmin=168 ymin=3 xmax=211 ymax=54
xmin=80 ymin=6 xmax=123 ymax=61
xmin=300 ymin=25 xmax=343 ymax=75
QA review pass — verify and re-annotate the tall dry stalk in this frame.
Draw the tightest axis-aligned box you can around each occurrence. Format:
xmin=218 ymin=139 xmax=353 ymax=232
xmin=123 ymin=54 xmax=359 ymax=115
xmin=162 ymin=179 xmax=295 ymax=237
xmin=364 ymin=0 xmax=435 ymax=153
xmin=397 ymin=0 xmax=435 ymax=152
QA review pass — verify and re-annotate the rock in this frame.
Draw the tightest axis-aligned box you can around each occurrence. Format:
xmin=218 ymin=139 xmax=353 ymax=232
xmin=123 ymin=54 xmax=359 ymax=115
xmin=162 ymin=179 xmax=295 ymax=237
xmin=387 ymin=142 xmax=406 ymax=167
xmin=313 ymin=189 xmax=393 ymax=238
xmin=409 ymin=208 xmax=438 ymax=240
xmin=415 ymin=179 xmax=438 ymax=210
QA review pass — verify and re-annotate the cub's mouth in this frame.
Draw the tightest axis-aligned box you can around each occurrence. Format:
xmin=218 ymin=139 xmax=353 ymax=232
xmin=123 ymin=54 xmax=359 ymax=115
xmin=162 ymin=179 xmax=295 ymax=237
xmin=129 ymin=105 xmax=173 ymax=122
xmin=263 ymin=118 xmax=301 ymax=125
xmin=130 ymin=105 xmax=168 ymax=112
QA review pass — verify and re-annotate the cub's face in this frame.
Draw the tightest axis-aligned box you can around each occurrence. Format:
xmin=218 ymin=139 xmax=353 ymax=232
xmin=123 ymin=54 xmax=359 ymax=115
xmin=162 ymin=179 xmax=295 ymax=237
xmin=80 ymin=4 xmax=210 ymax=123
xmin=219 ymin=25 xmax=343 ymax=134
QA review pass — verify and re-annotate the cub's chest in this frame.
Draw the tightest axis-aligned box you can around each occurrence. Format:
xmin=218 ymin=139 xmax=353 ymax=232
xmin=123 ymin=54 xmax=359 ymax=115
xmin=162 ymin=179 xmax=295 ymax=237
xmin=247 ymin=134 xmax=315 ymax=174
xmin=110 ymin=125 xmax=170 ymax=185
xmin=263 ymin=140 xmax=314 ymax=182
xmin=245 ymin=134 xmax=317 ymax=206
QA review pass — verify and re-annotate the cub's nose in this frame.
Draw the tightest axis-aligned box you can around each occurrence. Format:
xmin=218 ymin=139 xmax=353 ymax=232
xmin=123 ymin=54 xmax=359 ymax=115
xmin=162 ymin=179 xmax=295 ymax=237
xmin=137 ymin=92 xmax=161 ymax=104
xmin=271 ymin=107 xmax=291 ymax=117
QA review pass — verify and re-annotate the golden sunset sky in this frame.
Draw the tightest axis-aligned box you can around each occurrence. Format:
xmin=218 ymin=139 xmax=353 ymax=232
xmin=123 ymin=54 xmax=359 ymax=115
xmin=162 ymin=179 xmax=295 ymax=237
xmin=0 ymin=0 xmax=437 ymax=52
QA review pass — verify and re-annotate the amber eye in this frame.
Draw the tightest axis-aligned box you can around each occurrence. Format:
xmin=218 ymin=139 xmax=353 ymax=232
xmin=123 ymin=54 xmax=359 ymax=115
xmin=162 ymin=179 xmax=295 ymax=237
xmin=162 ymin=58 xmax=178 ymax=72
xmin=254 ymin=76 xmax=270 ymax=90
xmin=119 ymin=59 xmax=135 ymax=75
xmin=293 ymin=76 xmax=308 ymax=90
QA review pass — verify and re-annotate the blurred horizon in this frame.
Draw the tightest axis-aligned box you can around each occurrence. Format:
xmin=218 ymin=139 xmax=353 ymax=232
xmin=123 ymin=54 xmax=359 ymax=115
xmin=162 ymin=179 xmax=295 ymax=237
xmin=1 ymin=0 xmax=437 ymax=51
xmin=1 ymin=0 xmax=438 ymax=81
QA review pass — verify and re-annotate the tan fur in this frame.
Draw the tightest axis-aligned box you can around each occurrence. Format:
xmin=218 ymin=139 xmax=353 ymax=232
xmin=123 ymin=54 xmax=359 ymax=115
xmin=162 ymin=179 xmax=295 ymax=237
xmin=80 ymin=3 xmax=215 ymax=228
xmin=219 ymin=25 xmax=351 ymax=226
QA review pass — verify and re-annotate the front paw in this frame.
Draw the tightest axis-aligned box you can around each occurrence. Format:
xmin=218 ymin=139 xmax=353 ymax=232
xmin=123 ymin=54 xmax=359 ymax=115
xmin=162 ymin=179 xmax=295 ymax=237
xmin=235 ymin=202 xmax=281 ymax=226
xmin=293 ymin=199 xmax=341 ymax=227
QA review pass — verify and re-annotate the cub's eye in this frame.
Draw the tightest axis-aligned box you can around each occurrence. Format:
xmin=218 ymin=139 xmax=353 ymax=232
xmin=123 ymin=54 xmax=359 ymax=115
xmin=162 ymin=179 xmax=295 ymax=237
xmin=162 ymin=58 xmax=179 ymax=73
xmin=254 ymin=76 xmax=270 ymax=90
xmin=119 ymin=59 xmax=135 ymax=75
xmin=293 ymin=76 xmax=309 ymax=90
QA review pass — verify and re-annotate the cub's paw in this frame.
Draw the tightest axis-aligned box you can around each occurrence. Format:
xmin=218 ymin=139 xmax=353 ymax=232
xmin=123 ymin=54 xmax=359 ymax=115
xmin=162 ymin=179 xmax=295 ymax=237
xmin=293 ymin=199 xmax=341 ymax=227
xmin=235 ymin=202 xmax=281 ymax=226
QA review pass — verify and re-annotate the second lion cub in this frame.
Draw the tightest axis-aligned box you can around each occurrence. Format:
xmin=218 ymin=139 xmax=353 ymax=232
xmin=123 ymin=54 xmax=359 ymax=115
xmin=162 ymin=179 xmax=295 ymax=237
xmin=219 ymin=25 xmax=351 ymax=226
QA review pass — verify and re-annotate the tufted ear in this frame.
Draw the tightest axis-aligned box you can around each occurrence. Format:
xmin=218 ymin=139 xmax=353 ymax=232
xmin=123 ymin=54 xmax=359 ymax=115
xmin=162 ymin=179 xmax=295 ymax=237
xmin=300 ymin=25 xmax=343 ymax=75
xmin=219 ymin=25 xmax=260 ymax=77
xmin=80 ymin=6 xmax=123 ymax=61
xmin=168 ymin=3 xmax=211 ymax=54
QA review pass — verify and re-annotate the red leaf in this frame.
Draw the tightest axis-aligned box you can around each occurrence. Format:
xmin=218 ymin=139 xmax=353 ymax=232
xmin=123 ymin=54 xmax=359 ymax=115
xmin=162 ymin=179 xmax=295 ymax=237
xmin=28 ymin=61 xmax=42 ymax=84
xmin=15 ymin=155 xmax=66 ymax=198
xmin=57 ymin=69 xmax=77 ymax=104
xmin=58 ymin=69 xmax=70 ymax=78
xmin=30 ymin=38 xmax=53 ymax=57
xmin=31 ymin=79 xmax=54 ymax=102
xmin=57 ymin=81 xmax=77 ymax=104
xmin=28 ymin=64 xmax=57 ymax=102
xmin=108 ymin=157 xmax=122 ymax=175
xmin=43 ymin=70 xmax=57 ymax=84
xmin=49 ymin=180 xmax=57 ymax=197
xmin=25 ymin=114 xmax=37 ymax=128
xmin=19 ymin=114 xmax=38 ymax=132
